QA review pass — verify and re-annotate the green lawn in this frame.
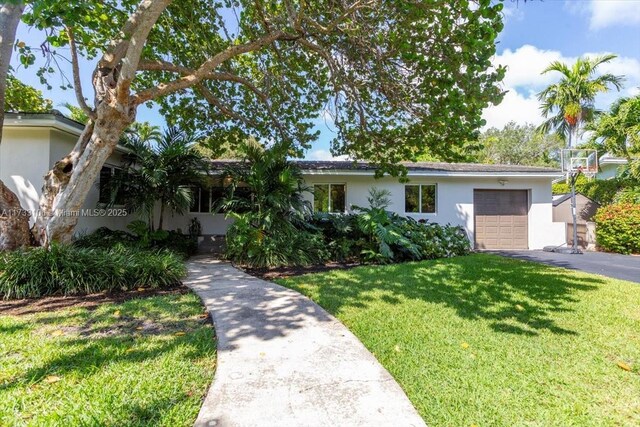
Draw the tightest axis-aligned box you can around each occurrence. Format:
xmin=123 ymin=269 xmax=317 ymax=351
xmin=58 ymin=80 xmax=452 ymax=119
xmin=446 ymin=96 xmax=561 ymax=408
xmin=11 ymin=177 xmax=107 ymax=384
xmin=0 ymin=293 xmax=216 ymax=426
xmin=277 ymin=254 xmax=640 ymax=426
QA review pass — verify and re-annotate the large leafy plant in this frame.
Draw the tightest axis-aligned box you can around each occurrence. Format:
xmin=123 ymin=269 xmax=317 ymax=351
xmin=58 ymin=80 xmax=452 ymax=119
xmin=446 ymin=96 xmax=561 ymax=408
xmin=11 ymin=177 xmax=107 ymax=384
xmin=220 ymin=142 xmax=325 ymax=268
xmin=113 ymin=125 xmax=207 ymax=230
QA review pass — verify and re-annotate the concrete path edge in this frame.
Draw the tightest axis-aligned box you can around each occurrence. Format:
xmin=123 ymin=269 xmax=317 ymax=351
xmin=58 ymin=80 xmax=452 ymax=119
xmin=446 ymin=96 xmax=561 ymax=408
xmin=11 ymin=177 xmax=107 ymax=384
xmin=184 ymin=257 xmax=426 ymax=427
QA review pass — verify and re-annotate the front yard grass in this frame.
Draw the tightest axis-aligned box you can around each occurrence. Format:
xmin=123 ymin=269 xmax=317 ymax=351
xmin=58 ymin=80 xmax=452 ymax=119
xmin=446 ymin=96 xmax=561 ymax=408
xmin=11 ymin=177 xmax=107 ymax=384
xmin=0 ymin=293 xmax=216 ymax=426
xmin=277 ymin=253 xmax=640 ymax=426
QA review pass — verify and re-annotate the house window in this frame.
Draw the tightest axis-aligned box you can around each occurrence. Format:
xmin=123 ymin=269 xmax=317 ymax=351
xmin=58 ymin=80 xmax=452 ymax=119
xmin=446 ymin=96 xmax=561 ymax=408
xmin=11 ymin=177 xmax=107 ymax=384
xmin=98 ymin=166 xmax=125 ymax=205
xmin=190 ymin=186 xmax=229 ymax=213
xmin=314 ymin=184 xmax=346 ymax=213
xmin=405 ymin=184 xmax=436 ymax=213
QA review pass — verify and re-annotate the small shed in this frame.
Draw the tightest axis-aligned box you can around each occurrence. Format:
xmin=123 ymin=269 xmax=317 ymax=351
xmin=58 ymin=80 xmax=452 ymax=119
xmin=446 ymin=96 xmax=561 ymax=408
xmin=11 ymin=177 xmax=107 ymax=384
xmin=552 ymin=193 xmax=600 ymax=248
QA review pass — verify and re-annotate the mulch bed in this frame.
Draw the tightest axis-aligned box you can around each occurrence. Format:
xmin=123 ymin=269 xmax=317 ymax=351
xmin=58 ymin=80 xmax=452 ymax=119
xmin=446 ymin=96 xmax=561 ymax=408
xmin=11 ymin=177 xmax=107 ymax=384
xmin=0 ymin=285 xmax=190 ymax=316
xmin=240 ymin=261 xmax=362 ymax=280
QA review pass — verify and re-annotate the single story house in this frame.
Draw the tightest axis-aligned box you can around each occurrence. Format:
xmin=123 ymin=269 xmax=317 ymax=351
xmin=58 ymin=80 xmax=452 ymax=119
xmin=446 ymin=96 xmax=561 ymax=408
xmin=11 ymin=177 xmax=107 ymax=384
xmin=1 ymin=111 xmax=566 ymax=250
xmin=597 ymin=153 xmax=628 ymax=180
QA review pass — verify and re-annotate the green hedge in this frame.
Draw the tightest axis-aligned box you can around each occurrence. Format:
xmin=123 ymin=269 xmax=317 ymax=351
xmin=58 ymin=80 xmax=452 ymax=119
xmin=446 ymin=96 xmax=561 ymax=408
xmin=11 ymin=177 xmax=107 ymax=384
xmin=594 ymin=203 xmax=640 ymax=254
xmin=0 ymin=244 xmax=187 ymax=299
xmin=552 ymin=176 xmax=624 ymax=205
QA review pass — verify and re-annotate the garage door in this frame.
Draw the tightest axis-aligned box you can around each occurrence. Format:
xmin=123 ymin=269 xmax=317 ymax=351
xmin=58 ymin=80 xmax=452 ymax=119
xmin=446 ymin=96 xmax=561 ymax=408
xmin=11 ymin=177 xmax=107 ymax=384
xmin=474 ymin=190 xmax=528 ymax=250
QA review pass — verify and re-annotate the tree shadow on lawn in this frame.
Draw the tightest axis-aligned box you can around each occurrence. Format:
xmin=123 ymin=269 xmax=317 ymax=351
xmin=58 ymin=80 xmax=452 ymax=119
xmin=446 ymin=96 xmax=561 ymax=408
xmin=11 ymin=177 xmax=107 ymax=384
xmin=293 ymin=254 xmax=605 ymax=336
xmin=1 ymin=296 xmax=214 ymax=395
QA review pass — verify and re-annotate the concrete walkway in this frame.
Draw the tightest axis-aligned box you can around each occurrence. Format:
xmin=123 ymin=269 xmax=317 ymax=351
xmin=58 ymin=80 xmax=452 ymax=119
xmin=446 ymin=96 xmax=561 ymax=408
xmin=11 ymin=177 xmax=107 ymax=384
xmin=184 ymin=257 xmax=425 ymax=427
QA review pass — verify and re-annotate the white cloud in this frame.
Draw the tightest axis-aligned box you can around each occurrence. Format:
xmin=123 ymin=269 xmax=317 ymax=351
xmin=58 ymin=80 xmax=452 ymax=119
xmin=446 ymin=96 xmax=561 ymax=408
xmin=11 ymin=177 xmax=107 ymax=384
xmin=495 ymin=45 xmax=570 ymax=89
xmin=587 ymin=0 xmax=640 ymax=29
xmin=305 ymin=149 xmax=348 ymax=161
xmin=482 ymin=89 xmax=543 ymax=130
xmin=501 ymin=4 xmax=525 ymax=23
xmin=482 ymin=45 xmax=640 ymax=129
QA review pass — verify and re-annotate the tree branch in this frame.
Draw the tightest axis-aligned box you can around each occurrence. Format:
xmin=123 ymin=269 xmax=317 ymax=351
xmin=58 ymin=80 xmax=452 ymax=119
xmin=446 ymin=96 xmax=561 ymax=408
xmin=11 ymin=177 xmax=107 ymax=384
xmin=65 ymin=26 xmax=96 ymax=120
xmin=115 ymin=0 xmax=173 ymax=104
xmin=195 ymin=83 xmax=256 ymax=127
xmin=132 ymin=30 xmax=296 ymax=105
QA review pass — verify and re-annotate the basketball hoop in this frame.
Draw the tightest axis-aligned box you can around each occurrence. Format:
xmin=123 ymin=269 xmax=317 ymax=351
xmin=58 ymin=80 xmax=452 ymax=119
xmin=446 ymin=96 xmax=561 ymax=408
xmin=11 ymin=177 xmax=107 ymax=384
xmin=562 ymin=148 xmax=598 ymax=184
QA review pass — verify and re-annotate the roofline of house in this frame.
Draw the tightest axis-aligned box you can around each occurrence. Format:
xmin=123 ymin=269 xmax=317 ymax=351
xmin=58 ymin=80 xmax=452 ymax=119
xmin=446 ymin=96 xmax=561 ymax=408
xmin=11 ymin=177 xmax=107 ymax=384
xmin=599 ymin=157 xmax=628 ymax=166
xmin=297 ymin=169 xmax=563 ymax=178
xmin=3 ymin=111 xmax=131 ymax=153
xmin=5 ymin=111 xmax=84 ymax=136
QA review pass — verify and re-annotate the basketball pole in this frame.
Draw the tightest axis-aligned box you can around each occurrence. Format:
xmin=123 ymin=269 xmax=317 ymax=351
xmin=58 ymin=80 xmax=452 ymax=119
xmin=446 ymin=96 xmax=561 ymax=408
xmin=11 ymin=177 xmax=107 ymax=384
xmin=569 ymin=167 xmax=582 ymax=255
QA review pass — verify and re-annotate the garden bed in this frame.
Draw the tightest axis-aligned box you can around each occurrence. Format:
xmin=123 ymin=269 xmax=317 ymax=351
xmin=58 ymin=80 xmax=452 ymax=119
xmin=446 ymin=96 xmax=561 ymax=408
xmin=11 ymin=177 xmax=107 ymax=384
xmin=0 ymin=285 xmax=189 ymax=316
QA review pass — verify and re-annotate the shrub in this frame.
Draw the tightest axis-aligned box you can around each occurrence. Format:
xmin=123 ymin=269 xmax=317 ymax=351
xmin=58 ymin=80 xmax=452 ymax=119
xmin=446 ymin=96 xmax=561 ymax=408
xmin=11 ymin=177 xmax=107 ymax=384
xmin=594 ymin=203 xmax=640 ymax=254
xmin=552 ymin=176 xmax=627 ymax=205
xmin=0 ymin=244 xmax=186 ymax=299
xmin=310 ymin=211 xmax=470 ymax=264
xmin=224 ymin=213 xmax=328 ymax=268
xmin=74 ymin=225 xmax=197 ymax=258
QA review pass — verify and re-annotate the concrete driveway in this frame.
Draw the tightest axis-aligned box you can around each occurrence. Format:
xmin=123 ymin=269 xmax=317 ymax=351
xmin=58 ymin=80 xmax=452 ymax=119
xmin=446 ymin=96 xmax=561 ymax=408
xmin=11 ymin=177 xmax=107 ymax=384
xmin=494 ymin=250 xmax=640 ymax=284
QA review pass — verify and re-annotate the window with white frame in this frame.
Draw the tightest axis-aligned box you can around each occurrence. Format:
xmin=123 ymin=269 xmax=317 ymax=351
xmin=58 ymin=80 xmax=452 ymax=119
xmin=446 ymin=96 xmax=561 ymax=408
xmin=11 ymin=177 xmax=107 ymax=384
xmin=404 ymin=184 xmax=436 ymax=213
xmin=313 ymin=184 xmax=346 ymax=213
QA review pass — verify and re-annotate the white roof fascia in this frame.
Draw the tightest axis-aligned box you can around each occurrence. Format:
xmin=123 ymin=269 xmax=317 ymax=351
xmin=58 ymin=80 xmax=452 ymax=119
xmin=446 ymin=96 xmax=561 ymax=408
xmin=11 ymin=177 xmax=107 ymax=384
xmin=300 ymin=169 xmax=563 ymax=178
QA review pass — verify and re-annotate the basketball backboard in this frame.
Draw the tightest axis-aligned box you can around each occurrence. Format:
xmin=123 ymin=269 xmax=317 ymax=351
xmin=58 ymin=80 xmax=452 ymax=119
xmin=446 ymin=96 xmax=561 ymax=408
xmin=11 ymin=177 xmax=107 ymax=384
xmin=561 ymin=149 xmax=598 ymax=176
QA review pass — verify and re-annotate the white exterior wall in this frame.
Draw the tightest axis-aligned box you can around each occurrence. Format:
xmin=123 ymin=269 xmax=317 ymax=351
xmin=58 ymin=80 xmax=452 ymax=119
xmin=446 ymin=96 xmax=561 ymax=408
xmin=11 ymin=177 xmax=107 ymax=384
xmin=303 ymin=173 xmax=565 ymax=250
xmin=597 ymin=162 xmax=621 ymax=180
xmin=1 ymin=124 xmax=135 ymax=235
xmin=164 ymin=212 xmax=232 ymax=235
xmin=0 ymin=127 xmax=50 ymax=215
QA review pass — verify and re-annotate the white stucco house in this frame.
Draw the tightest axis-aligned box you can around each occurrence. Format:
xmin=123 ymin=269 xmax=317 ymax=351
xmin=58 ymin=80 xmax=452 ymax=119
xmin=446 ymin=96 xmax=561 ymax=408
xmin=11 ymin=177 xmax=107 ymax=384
xmin=0 ymin=111 xmax=566 ymax=250
xmin=597 ymin=153 xmax=628 ymax=180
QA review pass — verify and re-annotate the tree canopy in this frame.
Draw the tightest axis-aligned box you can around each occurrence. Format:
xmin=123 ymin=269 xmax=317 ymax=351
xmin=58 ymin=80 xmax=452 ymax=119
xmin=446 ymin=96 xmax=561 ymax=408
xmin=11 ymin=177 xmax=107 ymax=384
xmin=4 ymin=74 xmax=52 ymax=113
xmin=21 ymin=0 xmax=506 ymax=174
xmin=478 ymin=122 xmax=564 ymax=167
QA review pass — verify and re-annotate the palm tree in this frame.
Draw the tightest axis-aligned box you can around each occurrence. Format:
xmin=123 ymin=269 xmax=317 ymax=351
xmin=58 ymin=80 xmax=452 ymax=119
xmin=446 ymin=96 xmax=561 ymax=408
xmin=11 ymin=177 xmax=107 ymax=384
xmin=217 ymin=140 xmax=312 ymax=225
xmin=537 ymin=54 xmax=624 ymax=147
xmin=115 ymin=126 xmax=207 ymax=230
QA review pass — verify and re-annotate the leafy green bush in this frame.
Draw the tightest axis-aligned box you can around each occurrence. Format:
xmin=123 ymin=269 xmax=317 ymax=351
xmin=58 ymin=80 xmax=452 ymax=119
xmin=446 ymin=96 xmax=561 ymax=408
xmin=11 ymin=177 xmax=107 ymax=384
xmin=0 ymin=244 xmax=186 ymax=299
xmin=224 ymin=213 xmax=328 ymax=268
xmin=74 ymin=225 xmax=197 ymax=258
xmin=594 ymin=203 xmax=640 ymax=254
xmin=553 ymin=176 xmax=626 ymax=205
xmin=311 ymin=210 xmax=470 ymax=264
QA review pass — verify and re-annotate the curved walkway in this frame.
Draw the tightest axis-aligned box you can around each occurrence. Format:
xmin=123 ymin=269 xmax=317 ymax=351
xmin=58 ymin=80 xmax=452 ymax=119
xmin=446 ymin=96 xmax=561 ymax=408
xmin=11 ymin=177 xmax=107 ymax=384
xmin=185 ymin=257 xmax=425 ymax=427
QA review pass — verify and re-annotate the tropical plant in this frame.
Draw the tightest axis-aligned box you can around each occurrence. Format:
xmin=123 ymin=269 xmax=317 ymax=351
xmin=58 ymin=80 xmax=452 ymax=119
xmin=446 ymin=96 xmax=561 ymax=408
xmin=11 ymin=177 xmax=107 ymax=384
xmin=367 ymin=187 xmax=393 ymax=210
xmin=0 ymin=243 xmax=186 ymax=299
xmin=218 ymin=141 xmax=312 ymax=226
xmin=74 ymin=225 xmax=197 ymax=258
xmin=537 ymin=55 xmax=624 ymax=147
xmin=114 ymin=125 xmax=207 ymax=230
xmin=220 ymin=142 xmax=325 ymax=268
xmin=587 ymin=95 xmax=640 ymax=179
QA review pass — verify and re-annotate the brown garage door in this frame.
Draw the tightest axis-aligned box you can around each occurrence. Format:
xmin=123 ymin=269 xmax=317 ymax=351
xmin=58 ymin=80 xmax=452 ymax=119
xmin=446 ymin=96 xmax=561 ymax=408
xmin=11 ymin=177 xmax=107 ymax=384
xmin=474 ymin=190 xmax=529 ymax=250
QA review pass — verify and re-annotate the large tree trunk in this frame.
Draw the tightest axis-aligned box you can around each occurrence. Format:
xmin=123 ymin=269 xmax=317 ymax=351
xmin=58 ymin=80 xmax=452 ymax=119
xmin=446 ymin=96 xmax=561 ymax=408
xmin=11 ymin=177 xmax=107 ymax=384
xmin=32 ymin=0 xmax=170 ymax=246
xmin=0 ymin=181 xmax=31 ymax=250
xmin=0 ymin=1 xmax=30 ymax=251
xmin=34 ymin=104 xmax=133 ymax=246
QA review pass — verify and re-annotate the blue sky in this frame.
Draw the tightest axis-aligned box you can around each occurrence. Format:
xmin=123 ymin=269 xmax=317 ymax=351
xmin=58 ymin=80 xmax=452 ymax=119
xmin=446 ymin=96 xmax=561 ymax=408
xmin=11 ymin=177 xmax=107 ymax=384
xmin=11 ymin=0 xmax=640 ymax=160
